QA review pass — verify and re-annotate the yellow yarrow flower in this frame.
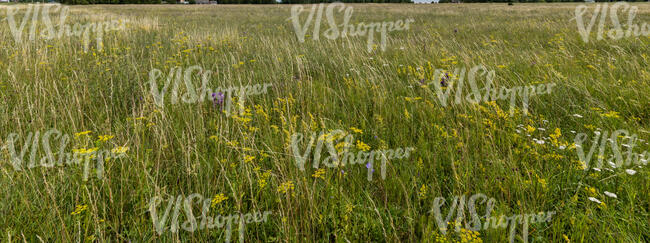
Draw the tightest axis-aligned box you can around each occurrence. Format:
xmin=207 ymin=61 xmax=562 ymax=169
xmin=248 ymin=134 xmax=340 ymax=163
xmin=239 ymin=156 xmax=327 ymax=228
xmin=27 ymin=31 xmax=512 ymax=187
xmin=70 ymin=204 xmax=88 ymax=215
xmin=526 ymin=125 xmax=536 ymax=133
xmin=75 ymin=131 xmax=92 ymax=138
xmin=601 ymin=111 xmax=620 ymax=119
xmin=244 ymin=155 xmax=256 ymax=163
xmin=418 ymin=184 xmax=428 ymax=197
xmin=350 ymin=127 xmax=363 ymax=134
xmin=98 ymin=135 xmax=114 ymax=142
xmin=258 ymin=170 xmax=271 ymax=190
xmin=211 ymin=193 xmax=228 ymax=208
xmin=312 ymin=168 xmax=326 ymax=179
xmin=277 ymin=181 xmax=295 ymax=194
xmin=356 ymin=140 xmax=371 ymax=152
xmin=538 ymin=178 xmax=547 ymax=189
xmin=73 ymin=147 xmax=99 ymax=155
xmin=112 ymin=146 xmax=129 ymax=154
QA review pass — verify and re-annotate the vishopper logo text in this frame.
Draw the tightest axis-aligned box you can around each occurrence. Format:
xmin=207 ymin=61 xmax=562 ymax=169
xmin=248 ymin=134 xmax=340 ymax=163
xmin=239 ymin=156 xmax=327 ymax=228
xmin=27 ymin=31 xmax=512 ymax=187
xmin=574 ymin=129 xmax=648 ymax=170
xmin=149 ymin=193 xmax=272 ymax=242
xmin=148 ymin=65 xmax=273 ymax=117
xmin=5 ymin=3 xmax=125 ymax=52
xmin=429 ymin=193 xmax=555 ymax=243
xmin=1 ymin=128 xmax=127 ymax=180
xmin=289 ymin=2 xmax=415 ymax=52
xmin=421 ymin=65 xmax=555 ymax=116
xmin=575 ymin=2 xmax=649 ymax=43
xmin=290 ymin=129 xmax=415 ymax=181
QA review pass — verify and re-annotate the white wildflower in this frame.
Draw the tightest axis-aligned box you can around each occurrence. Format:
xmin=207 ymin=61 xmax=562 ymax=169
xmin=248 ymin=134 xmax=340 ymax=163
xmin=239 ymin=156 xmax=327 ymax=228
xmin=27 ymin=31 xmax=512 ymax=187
xmin=588 ymin=197 xmax=602 ymax=204
xmin=603 ymin=191 xmax=617 ymax=198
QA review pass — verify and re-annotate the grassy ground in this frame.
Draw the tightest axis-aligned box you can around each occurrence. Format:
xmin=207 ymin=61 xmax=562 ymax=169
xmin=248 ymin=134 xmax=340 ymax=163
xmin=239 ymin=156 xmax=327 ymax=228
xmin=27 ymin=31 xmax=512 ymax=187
xmin=0 ymin=3 xmax=649 ymax=242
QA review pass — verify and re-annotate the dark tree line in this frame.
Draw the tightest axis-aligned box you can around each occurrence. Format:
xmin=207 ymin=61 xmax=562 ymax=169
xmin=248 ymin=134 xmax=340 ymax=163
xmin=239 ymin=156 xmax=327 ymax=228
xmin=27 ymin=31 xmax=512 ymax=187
xmin=41 ymin=0 xmax=161 ymax=3
xmin=217 ymin=0 xmax=276 ymax=4
xmin=41 ymin=0 xmax=410 ymax=3
xmin=454 ymin=0 xmax=648 ymax=2
xmin=17 ymin=0 xmax=646 ymax=5
xmin=279 ymin=0 xmax=411 ymax=3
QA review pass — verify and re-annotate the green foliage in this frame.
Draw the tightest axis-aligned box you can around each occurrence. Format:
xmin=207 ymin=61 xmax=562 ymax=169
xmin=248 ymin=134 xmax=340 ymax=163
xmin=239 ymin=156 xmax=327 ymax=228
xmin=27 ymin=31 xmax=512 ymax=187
xmin=0 ymin=3 xmax=649 ymax=242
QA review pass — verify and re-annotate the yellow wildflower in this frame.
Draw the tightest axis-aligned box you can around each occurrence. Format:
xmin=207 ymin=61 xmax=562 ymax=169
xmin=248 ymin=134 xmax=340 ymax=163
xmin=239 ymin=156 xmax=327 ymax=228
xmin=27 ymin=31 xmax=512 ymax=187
xmin=312 ymin=168 xmax=326 ymax=179
xmin=258 ymin=170 xmax=271 ymax=189
xmin=244 ymin=155 xmax=255 ymax=163
xmin=211 ymin=193 xmax=228 ymax=208
xmin=601 ymin=111 xmax=620 ymax=119
xmin=418 ymin=184 xmax=428 ymax=197
xmin=526 ymin=125 xmax=536 ymax=133
xmin=277 ymin=181 xmax=295 ymax=194
xmin=350 ymin=127 xmax=363 ymax=134
xmin=111 ymin=146 xmax=129 ymax=154
xmin=538 ymin=178 xmax=547 ymax=189
xmin=70 ymin=204 xmax=88 ymax=215
xmin=98 ymin=135 xmax=114 ymax=142
xmin=75 ymin=131 xmax=92 ymax=138
xmin=356 ymin=140 xmax=371 ymax=152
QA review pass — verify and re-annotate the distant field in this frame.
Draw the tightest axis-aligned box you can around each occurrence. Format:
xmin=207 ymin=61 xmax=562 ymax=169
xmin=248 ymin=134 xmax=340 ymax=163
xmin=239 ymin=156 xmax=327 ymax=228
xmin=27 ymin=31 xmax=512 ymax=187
xmin=0 ymin=3 xmax=649 ymax=242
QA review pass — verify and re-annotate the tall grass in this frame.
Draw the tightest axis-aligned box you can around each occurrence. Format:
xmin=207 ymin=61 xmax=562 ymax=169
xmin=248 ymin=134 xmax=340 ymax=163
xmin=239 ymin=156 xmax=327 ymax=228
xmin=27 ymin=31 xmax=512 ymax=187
xmin=0 ymin=3 xmax=648 ymax=242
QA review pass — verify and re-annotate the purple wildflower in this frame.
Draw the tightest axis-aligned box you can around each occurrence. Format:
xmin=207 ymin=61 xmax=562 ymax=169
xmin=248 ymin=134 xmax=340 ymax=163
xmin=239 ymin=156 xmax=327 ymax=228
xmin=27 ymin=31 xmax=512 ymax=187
xmin=216 ymin=92 xmax=225 ymax=104
xmin=440 ymin=72 xmax=450 ymax=87
xmin=211 ymin=93 xmax=217 ymax=109
xmin=211 ymin=92 xmax=225 ymax=112
xmin=212 ymin=92 xmax=225 ymax=107
xmin=366 ymin=162 xmax=374 ymax=173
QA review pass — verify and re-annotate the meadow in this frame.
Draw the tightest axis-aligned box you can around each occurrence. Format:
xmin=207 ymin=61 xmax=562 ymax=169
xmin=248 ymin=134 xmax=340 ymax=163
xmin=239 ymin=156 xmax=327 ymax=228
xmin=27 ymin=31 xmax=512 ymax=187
xmin=0 ymin=2 xmax=649 ymax=242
